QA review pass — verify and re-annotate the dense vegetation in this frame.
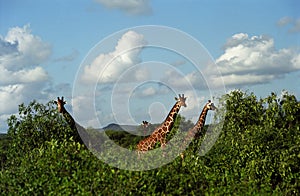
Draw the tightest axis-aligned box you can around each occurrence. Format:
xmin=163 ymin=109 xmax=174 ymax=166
xmin=0 ymin=90 xmax=299 ymax=195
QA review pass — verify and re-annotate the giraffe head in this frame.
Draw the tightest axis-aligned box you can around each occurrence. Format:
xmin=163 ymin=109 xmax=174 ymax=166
xmin=205 ymin=100 xmax=217 ymax=111
xmin=175 ymin=94 xmax=187 ymax=107
xmin=142 ymin=121 xmax=150 ymax=128
xmin=55 ymin=96 xmax=66 ymax=113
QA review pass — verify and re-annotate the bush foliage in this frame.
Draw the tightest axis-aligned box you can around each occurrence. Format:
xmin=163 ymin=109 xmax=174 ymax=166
xmin=0 ymin=90 xmax=299 ymax=195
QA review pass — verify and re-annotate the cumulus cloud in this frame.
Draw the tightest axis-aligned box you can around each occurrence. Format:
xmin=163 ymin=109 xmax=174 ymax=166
xmin=81 ymin=30 xmax=147 ymax=84
xmin=0 ymin=24 xmax=52 ymax=132
xmin=1 ymin=24 xmax=52 ymax=69
xmin=94 ymin=0 xmax=152 ymax=15
xmin=0 ymin=85 xmax=25 ymax=114
xmin=211 ymin=33 xmax=300 ymax=88
xmin=0 ymin=39 xmax=18 ymax=55
xmin=72 ymin=95 xmax=96 ymax=124
xmin=0 ymin=66 xmax=48 ymax=85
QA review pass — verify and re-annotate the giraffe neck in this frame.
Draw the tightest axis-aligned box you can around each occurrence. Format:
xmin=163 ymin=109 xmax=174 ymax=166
xmin=194 ymin=106 xmax=209 ymax=132
xmin=61 ymin=107 xmax=76 ymax=130
xmin=60 ymin=106 xmax=87 ymax=145
xmin=179 ymin=106 xmax=209 ymax=158
xmin=162 ymin=102 xmax=181 ymax=129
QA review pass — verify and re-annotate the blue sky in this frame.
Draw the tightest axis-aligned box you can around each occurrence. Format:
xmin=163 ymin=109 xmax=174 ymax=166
xmin=0 ymin=0 xmax=299 ymax=132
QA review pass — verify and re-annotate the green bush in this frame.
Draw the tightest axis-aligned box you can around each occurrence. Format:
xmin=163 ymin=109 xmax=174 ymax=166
xmin=4 ymin=100 xmax=79 ymax=165
xmin=0 ymin=91 xmax=299 ymax=195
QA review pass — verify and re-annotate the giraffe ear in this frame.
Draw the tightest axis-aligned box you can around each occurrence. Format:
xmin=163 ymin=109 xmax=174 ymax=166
xmin=54 ymin=101 xmax=57 ymax=104
xmin=175 ymin=97 xmax=178 ymax=101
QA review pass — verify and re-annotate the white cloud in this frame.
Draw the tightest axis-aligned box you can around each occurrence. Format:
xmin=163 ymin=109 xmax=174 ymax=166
xmin=0 ymin=24 xmax=52 ymax=132
xmin=292 ymin=53 xmax=300 ymax=66
xmin=290 ymin=18 xmax=300 ymax=33
xmin=0 ymin=38 xmax=18 ymax=55
xmin=148 ymin=102 xmax=167 ymax=123
xmin=0 ymin=85 xmax=25 ymax=114
xmin=277 ymin=16 xmax=300 ymax=33
xmin=141 ymin=86 xmax=156 ymax=96
xmin=132 ymin=85 xmax=167 ymax=98
xmin=162 ymin=69 xmax=206 ymax=90
xmin=72 ymin=95 xmax=96 ymax=125
xmin=94 ymin=0 xmax=152 ymax=15
xmin=212 ymin=33 xmax=300 ymax=88
xmin=81 ymin=31 xmax=147 ymax=84
xmin=170 ymin=59 xmax=186 ymax=67
xmin=1 ymin=24 xmax=52 ymax=69
xmin=132 ymin=66 xmax=150 ymax=82
xmin=72 ymin=93 xmax=126 ymax=128
xmin=53 ymin=49 xmax=79 ymax=62
xmin=0 ymin=82 xmax=49 ymax=114
xmin=0 ymin=66 xmax=48 ymax=85
xmin=210 ymin=74 xmax=276 ymax=88
xmin=277 ymin=16 xmax=293 ymax=27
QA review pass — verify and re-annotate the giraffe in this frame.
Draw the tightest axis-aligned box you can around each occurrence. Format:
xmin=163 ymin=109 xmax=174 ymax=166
xmin=55 ymin=96 xmax=85 ymax=144
xmin=180 ymin=100 xmax=217 ymax=159
xmin=141 ymin=120 xmax=150 ymax=136
xmin=137 ymin=94 xmax=187 ymax=155
xmin=142 ymin=120 xmax=150 ymax=127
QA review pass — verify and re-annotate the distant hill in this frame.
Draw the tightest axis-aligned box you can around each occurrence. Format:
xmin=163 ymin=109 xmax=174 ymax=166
xmin=98 ymin=123 xmax=140 ymax=132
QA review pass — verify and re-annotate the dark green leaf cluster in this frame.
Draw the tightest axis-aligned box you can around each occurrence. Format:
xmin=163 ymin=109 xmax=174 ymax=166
xmin=203 ymin=90 xmax=300 ymax=194
xmin=4 ymin=100 xmax=81 ymax=165
xmin=105 ymin=129 xmax=143 ymax=148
